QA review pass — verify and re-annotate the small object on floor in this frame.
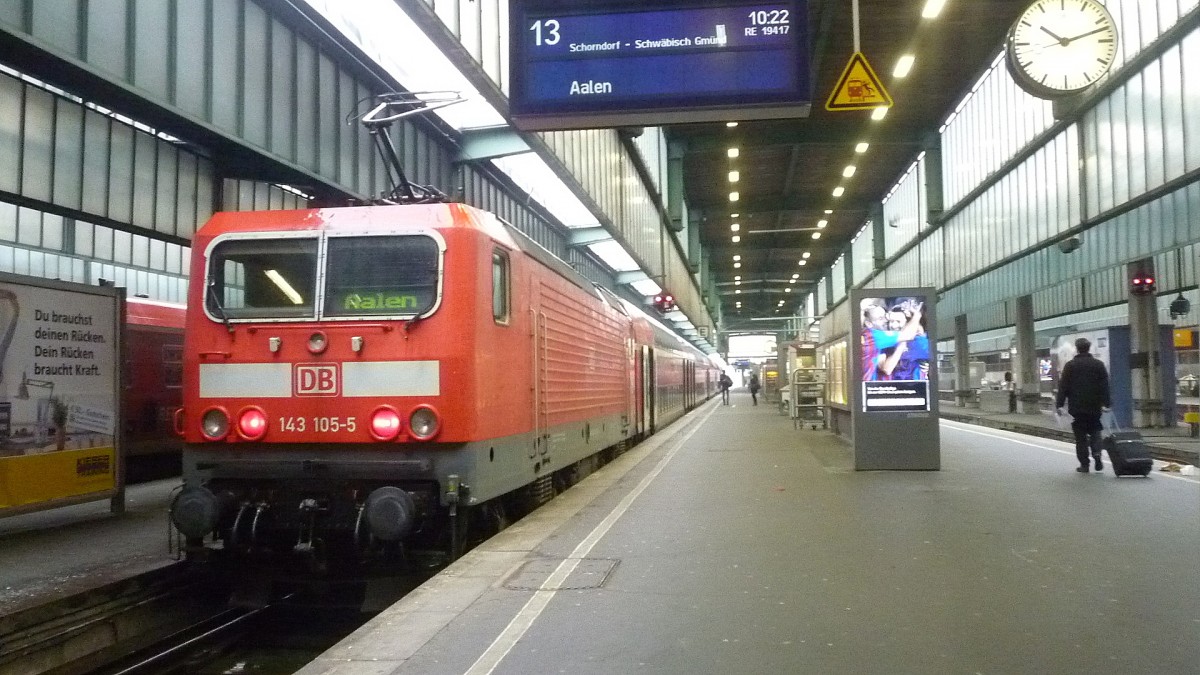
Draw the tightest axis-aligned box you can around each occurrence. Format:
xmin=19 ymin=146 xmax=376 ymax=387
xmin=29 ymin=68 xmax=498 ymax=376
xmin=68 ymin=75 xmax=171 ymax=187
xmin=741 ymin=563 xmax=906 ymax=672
xmin=1159 ymin=463 xmax=1182 ymax=473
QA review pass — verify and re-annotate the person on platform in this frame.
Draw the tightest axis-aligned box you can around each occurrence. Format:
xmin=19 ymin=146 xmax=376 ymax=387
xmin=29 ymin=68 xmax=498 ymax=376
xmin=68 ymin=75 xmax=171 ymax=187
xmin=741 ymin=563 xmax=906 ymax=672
xmin=1055 ymin=337 xmax=1112 ymax=473
xmin=748 ymin=373 xmax=761 ymax=406
xmin=719 ymin=372 xmax=733 ymax=405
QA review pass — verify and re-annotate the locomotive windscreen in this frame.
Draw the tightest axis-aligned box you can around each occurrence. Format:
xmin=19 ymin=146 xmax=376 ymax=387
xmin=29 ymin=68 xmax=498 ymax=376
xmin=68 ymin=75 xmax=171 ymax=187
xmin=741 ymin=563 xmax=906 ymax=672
xmin=207 ymin=237 xmax=319 ymax=319
xmin=324 ymin=235 xmax=440 ymax=317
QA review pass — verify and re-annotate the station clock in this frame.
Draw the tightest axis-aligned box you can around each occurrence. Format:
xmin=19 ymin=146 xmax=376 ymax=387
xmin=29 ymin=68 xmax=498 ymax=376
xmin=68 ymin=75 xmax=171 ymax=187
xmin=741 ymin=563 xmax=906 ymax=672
xmin=1005 ymin=0 xmax=1118 ymax=99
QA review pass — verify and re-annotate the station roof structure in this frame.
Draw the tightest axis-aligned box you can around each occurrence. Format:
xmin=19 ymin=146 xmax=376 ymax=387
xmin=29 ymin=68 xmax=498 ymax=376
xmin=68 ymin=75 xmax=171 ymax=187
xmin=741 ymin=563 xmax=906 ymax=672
xmin=672 ymin=0 xmax=1034 ymax=325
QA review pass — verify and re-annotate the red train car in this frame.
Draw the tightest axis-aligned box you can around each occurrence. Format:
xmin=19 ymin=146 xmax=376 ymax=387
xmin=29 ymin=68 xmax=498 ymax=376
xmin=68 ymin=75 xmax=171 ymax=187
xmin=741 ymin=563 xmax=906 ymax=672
xmin=123 ymin=297 xmax=186 ymax=481
xmin=170 ymin=203 xmax=715 ymax=564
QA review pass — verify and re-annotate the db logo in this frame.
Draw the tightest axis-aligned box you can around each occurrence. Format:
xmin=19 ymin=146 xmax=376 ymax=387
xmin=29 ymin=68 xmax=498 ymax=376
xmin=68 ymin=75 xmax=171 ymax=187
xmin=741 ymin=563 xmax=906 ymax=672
xmin=295 ymin=364 xmax=339 ymax=396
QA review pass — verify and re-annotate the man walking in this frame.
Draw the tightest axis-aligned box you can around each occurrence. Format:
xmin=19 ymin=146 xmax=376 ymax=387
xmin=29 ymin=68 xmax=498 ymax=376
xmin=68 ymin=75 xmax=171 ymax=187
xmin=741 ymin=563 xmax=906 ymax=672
xmin=1055 ymin=337 xmax=1112 ymax=473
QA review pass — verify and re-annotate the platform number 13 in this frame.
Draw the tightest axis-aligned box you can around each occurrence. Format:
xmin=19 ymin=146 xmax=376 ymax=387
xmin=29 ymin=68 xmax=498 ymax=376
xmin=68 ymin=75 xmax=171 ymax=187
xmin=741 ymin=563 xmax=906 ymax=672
xmin=530 ymin=19 xmax=561 ymax=46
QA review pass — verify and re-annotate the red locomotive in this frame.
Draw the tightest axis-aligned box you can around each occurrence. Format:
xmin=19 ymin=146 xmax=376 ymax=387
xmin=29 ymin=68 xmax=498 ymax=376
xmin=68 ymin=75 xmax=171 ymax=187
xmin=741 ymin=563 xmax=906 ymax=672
xmin=169 ymin=202 xmax=717 ymax=564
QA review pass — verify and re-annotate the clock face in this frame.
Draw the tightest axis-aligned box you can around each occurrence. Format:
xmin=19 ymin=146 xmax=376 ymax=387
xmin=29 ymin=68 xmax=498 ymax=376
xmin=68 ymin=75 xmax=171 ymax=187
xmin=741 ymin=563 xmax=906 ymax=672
xmin=1007 ymin=0 xmax=1118 ymax=97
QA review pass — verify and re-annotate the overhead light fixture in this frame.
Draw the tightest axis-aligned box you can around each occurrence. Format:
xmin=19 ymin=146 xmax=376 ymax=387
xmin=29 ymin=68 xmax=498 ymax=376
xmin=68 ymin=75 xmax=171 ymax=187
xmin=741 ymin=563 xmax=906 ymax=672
xmin=832 ymin=187 xmax=845 ymax=197
xmin=893 ymin=54 xmax=915 ymax=78
xmin=727 ymin=148 xmax=740 ymax=158
xmin=799 ymin=260 xmax=808 ymax=266
xmin=802 ymin=252 xmax=811 ymax=259
xmin=871 ymin=107 xmax=888 ymax=121
xmin=792 ymin=273 xmax=800 ymax=278
xmin=736 ymin=289 xmax=742 ymax=294
xmin=265 ymin=270 xmax=304 ymax=305
xmin=730 ymin=224 xmax=740 ymax=233
xmin=812 ymin=232 xmax=821 ymax=240
xmin=824 ymin=209 xmax=833 ymax=214
xmin=842 ymin=166 xmax=856 ymax=178
xmin=732 ymin=235 xmax=741 ymax=243
xmin=855 ymin=143 xmax=869 ymax=154
xmin=728 ymin=171 xmax=740 ymax=183
xmin=734 ymin=262 xmax=742 ymax=268
xmin=729 ymin=191 xmax=740 ymax=201
xmin=734 ymin=275 xmax=741 ymax=280
xmin=817 ymin=220 xmax=828 ymax=228
xmin=789 ymin=279 xmax=796 ymax=284
xmin=921 ymin=0 xmax=948 ymax=19
xmin=785 ymin=287 xmax=792 ymax=293
xmin=726 ymin=121 xmax=739 ymax=127
xmin=730 ymin=212 xmax=740 ymax=218
xmin=733 ymin=255 xmax=741 ymax=261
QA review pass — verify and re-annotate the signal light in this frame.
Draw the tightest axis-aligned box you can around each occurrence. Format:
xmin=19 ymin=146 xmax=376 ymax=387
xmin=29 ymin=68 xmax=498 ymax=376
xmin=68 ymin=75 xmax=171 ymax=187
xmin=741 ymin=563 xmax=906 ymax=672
xmin=653 ymin=293 xmax=676 ymax=312
xmin=1130 ymin=273 xmax=1156 ymax=295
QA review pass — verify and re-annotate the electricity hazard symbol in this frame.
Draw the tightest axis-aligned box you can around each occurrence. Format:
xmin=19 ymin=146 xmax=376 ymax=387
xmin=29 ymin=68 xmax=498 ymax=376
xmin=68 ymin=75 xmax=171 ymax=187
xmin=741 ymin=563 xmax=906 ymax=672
xmin=826 ymin=52 xmax=893 ymax=111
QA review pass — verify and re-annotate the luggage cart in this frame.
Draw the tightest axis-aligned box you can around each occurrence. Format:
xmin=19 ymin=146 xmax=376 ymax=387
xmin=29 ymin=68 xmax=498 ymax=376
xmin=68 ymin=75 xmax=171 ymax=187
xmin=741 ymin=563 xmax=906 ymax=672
xmin=791 ymin=367 xmax=827 ymax=430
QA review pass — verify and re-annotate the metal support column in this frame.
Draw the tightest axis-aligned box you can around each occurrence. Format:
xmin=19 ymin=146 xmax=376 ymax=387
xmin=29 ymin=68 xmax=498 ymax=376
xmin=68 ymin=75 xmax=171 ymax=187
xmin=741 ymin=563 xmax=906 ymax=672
xmin=1014 ymin=295 xmax=1040 ymax=413
xmin=954 ymin=314 xmax=972 ymax=408
xmin=1128 ymin=259 xmax=1165 ymax=427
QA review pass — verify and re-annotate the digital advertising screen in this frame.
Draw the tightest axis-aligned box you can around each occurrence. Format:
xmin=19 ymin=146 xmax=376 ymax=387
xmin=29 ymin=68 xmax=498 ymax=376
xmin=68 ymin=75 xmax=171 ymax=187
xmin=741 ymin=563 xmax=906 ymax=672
xmin=856 ymin=294 xmax=932 ymax=413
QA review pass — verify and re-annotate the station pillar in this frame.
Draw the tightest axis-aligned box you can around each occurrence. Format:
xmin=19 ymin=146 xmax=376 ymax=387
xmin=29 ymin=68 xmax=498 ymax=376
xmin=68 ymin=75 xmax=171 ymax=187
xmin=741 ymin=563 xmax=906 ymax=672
xmin=1127 ymin=259 xmax=1166 ymax=427
xmin=954 ymin=314 xmax=972 ymax=407
xmin=1014 ymin=295 xmax=1040 ymax=413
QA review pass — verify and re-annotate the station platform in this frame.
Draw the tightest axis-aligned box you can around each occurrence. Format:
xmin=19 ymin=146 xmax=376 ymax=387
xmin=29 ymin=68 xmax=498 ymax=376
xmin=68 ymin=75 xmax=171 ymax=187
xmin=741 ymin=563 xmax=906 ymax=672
xmin=937 ymin=400 xmax=1200 ymax=468
xmin=300 ymin=391 xmax=1200 ymax=675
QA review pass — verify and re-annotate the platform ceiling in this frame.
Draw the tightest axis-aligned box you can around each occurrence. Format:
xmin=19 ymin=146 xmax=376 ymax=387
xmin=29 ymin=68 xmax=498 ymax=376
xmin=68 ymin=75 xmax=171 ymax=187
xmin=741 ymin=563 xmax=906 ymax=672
xmin=671 ymin=0 xmax=1034 ymax=326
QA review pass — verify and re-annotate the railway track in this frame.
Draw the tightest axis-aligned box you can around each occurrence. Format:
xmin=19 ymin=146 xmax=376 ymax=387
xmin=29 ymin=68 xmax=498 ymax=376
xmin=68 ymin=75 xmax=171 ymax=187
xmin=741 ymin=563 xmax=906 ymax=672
xmin=0 ymin=563 xmax=231 ymax=675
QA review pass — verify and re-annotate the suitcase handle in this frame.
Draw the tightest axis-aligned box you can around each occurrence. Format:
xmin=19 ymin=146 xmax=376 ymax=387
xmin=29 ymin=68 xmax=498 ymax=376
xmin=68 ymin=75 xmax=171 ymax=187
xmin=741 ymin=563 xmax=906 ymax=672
xmin=1101 ymin=410 xmax=1121 ymax=434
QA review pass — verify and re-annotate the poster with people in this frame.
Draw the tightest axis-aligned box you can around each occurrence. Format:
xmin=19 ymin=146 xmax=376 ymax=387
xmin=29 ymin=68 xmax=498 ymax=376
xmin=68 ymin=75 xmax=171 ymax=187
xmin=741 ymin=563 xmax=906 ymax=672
xmin=856 ymin=293 xmax=932 ymax=413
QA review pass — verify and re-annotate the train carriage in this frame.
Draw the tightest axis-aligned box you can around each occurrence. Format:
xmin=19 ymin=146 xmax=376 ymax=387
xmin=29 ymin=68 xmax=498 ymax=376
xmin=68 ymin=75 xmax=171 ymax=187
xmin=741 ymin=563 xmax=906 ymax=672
xmin=171 ymin=202 xmax=714 ymax=565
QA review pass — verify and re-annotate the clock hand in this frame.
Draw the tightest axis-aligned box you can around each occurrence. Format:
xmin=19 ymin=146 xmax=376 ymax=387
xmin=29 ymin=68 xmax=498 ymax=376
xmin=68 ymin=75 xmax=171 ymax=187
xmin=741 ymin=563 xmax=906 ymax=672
xmin=1061 ymin=27 xmax=1109 ymax=43
xmin=1039 ymin=26 xmax=1069 ymax=45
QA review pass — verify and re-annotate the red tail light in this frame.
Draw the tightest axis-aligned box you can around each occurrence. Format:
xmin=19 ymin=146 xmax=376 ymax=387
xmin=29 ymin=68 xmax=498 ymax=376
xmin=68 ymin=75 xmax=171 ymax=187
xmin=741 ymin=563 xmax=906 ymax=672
xmin=237 ymin=407 xmax=268 ymax=440
xmin=370 ymin=407 xmax=402 ymax=441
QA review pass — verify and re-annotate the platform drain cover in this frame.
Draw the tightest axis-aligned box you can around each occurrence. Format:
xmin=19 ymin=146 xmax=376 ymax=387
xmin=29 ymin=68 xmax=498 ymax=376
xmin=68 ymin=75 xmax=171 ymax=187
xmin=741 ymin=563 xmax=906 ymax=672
xmin=503 ymin=557 xmax=618 ymax=591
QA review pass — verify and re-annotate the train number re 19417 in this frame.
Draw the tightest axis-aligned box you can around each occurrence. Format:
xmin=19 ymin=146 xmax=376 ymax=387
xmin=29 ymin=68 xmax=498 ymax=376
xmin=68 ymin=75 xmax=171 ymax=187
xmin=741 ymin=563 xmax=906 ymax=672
xmin=279 ymin=416 xmax=358 ymax=433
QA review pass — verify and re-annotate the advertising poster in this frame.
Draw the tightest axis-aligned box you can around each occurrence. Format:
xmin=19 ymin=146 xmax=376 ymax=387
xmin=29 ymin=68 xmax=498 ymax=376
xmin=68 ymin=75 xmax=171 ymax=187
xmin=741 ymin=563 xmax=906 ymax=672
xmin=0 ymin=276 xmax=121 ymax=514
xmin=850 ymin=288 xmax=939 ymax=471
xmin=858 ymin=294 xmax=931 ymax=413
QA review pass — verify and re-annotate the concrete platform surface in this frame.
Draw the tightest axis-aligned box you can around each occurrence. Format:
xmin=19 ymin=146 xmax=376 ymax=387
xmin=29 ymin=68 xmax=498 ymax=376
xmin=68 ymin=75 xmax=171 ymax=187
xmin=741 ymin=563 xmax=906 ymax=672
xmin=298 ymin=392 xmax=1200 ymax=675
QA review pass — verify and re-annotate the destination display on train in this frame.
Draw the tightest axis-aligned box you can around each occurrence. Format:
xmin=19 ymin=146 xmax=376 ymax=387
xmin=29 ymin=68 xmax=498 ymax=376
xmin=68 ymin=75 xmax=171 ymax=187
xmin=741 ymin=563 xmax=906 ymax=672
xmin=509 ymin=1 xmax=810 ymax=130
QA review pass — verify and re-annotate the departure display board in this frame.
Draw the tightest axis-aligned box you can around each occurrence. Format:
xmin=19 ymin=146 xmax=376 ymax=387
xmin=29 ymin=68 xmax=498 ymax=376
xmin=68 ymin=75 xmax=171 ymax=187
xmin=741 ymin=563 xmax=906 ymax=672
xmin=509 ymin=1 xmax=810 ymax=130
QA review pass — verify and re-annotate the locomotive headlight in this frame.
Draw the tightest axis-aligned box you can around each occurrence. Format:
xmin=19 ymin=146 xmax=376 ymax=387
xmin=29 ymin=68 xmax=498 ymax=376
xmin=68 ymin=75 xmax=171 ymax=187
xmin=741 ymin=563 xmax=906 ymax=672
xmin=237 ymin=406 xmax=268 ymax=440
xmin=200 ymin=407 xmax=230 ymax=440
xmin=307 ymin=331 xmax=328 ymax=354
xmin=369 ymin=406 xmax=402 ymax=441
xmin=408 ymin=405 xmax=440 ymax=440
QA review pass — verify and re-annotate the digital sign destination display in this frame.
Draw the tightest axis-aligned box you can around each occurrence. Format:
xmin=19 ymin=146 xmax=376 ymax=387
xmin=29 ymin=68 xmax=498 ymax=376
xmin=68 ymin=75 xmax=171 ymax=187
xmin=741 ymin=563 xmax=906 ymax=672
xmin=510 ymin=1 xmax=810 ymax=130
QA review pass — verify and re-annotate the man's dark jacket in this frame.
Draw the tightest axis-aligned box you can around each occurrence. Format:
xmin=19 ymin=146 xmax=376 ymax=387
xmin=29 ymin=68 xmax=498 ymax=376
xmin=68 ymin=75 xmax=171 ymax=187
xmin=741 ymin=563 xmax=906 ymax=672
xmin=1055 ymin=353 xmax=1111 ymax=416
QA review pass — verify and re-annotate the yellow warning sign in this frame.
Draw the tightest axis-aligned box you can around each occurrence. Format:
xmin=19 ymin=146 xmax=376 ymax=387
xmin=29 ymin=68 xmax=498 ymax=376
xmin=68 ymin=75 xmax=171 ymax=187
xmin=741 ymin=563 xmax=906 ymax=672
xmin=826 ymin=52 xmax=893 ymax=111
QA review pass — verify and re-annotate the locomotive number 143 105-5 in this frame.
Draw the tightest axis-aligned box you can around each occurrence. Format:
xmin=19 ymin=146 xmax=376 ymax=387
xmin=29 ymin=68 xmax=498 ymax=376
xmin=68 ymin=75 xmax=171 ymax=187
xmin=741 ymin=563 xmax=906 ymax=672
xmin=279 ymin=416 xmax=358 ymax=433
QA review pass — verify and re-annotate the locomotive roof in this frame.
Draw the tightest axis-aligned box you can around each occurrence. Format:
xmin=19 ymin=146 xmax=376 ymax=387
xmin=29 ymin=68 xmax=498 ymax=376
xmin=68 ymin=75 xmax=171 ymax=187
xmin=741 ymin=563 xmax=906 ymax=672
xmin=198 ymin=202 xmax=500 ymax=238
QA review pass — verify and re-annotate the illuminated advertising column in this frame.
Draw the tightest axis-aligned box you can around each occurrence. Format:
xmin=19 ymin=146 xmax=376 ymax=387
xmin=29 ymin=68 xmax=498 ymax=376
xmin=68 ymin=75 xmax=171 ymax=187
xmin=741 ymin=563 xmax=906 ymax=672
xmin=850 ymin=288 xmax=940 ymax=470
xmin=0 ymin=274 xmax=124 ymax=517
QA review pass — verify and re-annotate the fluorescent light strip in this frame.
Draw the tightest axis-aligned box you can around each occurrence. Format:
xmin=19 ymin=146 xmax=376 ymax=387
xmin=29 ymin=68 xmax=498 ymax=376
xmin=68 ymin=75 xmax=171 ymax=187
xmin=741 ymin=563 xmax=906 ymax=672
xmin=265 ymin=270 xmax=304 ymax=305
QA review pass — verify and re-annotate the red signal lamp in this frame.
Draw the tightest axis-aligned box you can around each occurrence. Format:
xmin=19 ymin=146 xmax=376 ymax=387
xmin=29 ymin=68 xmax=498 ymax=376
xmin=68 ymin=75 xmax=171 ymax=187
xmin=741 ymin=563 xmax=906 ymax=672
xmin=1130 ymin=273 xmax=1156 ymax=295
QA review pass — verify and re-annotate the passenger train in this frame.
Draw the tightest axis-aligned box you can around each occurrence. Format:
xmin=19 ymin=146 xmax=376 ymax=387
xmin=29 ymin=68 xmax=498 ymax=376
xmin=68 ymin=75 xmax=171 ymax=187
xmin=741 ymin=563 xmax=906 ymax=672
xmin=123 ymin=297 xmax=186 ymax=481
xmin=168 ymin=202 xmax=717 ymax=566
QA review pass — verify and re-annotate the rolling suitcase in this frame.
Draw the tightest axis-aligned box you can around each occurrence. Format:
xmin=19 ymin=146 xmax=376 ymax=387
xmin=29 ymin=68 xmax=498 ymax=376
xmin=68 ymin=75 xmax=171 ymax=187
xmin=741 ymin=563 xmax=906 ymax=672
xmin=1101 ymin=413 xmax=1153 ymax=477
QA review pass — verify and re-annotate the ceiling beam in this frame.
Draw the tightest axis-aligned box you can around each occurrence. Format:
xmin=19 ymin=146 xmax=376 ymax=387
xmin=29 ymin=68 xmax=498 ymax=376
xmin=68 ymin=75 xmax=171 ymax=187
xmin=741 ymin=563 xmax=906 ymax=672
xmin=694 ymin=195 xmax=872 ymax=213
xmin=676 ymin=125 xmax=926 ymax=154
